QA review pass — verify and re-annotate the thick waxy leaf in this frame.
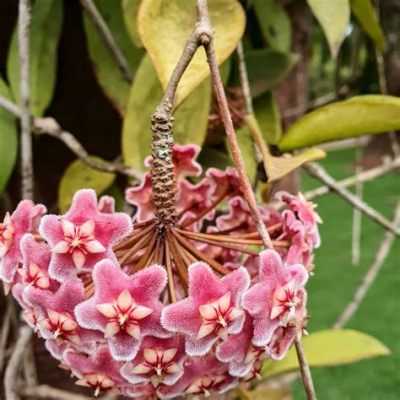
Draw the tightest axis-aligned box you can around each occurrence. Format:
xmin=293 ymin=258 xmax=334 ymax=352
xmin=58 ymin=158 xmax=116 ymax=213
xmin=0 ymin=79 xmax=18 ymax=194
xmin=122 ymin=0 xmax=143 ymax=47
xmin=254 ymin=92 xmax=282 ymax=145
xmin=246 ymin=49 xmax=298 ymax=98
xmin=350 ymin=0 xmax=385 ymax=53
xmin=253 ymin=0 xmax=291 ymax=52
xmin=245 ymin=114 xmax=325 ymax=183
xmin=262 ymin=329 xmax=390 ymax=379
xmin=83 ymin=0 xmax=143 ymax=115
xmin=307 ymin=0 xmax=350 ymax=58
xmin=122 ymin=55 xmax=211 ymax=171
xmin=137 ymin=0 xmax=245 ymax=105
xmin=278 ymin=95 xmax=400 ymax=151
xmin=198 ymin=147 xmax=233 ymax=171
xmin=7 ymin=0 xmax=63 ymax=117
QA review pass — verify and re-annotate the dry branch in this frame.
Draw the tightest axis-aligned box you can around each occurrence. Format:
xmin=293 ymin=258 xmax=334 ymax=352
xmin=4 ymin=326 xmax=33 ymax=400
xmin=333 ymin=200 xmax=400 ymax=329
xmin=304 ymin=162 xmax=400 ymax=235
xmin=18 ymin=0 xmax=33 ymax=200
xmin=80 ymin=0 xmax=132 ymax=83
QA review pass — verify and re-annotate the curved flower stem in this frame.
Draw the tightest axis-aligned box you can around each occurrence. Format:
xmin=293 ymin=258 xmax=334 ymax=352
xmin=164 ymin=240 xmax=177 ymax=303
xmin=197 ymin=0 xmax=273 ymax=249
xmin=294 ymin=334 xmax=317 ymax=400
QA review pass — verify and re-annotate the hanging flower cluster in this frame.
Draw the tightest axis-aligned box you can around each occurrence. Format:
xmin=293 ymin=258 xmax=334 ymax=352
xmin=0 ymin=144 xmax=321 ymax=398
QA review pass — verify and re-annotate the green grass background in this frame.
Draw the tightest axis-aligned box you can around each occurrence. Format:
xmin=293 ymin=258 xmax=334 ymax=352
xmin=292 ymin=149 xmax=400 ymax=399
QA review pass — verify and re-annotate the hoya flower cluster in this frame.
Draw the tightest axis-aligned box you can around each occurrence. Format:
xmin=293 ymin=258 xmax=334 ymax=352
xmin=0 ymin=144 xmax=321 ymax=398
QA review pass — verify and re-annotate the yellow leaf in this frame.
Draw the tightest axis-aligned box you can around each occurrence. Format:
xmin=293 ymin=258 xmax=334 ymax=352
xmin=262 ymin=329 xmax=391 ymax=379
xmin=58 ymin=158 xmax=116 ymax=213
xmin=137 ymin=0 xmax=245 ymax=106
xmin=307 ymin=0 xmax=350 ymax=58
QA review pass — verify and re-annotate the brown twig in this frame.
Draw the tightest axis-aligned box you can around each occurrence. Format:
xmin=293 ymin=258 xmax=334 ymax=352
xmin=303 ymin=156 xmax=400 ymax=201
xmin=304 ymin=162 xmax=400 ymax=235
xmin=0 ymin=300 xmax=13 ymax=372
xmin=294 ymin=334 xmax=317 ymax=400
xmin=333 ymin=200 xmax=400 ymax=329
xmin=4 ymin=325 xmax=33 ymax=400
xmin=198 ymin=0 xmax=272 ymax=249
xmin=80 ymin=0 xmax=132 ymax=83
xmin=0 ymin=98 xmax=142 ymax=181
xmin=20 ymin=385 xmax=93 ymax=400
xmin=18 ymin=0 xmax=33 ymax=200
xmin=33 ymin=117 xmax=142 ymax=180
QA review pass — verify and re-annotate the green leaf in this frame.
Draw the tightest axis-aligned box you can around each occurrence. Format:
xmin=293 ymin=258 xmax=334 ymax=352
xmin=262 ymin=329 xmax=390 ymax=379
xmin=122 ymin=0 xmax=143 ymax=48
xmin=253 ymin=0 xmax=291 ymax=52
xmin=245 ymin=114 xmax=325 ymax=183
xmin=197 ymin=146 xmax=233 ymax=171
xmin=350 ymin=0 xmax=385 ymax=53
xmin=137 ymin=0 xmax=245 ymax=105
xmin=83 ymin=0 xmax=143 ymax=115
xmin=58 ymin=157 xmax=116 ymax=213
xmin=122 ymin=55 xmax=211 ymax=171
xmin=307 ymin=0 xmax=350 ymax=58
xmin=254 ymin=92 xmax=282 ymax=145
xmin=0 ymin=79 xmax=18 ymax=194
xmin=7 ymin=0 xmax=63 ymax=117
xmin=246 ymin=49 xmax=298 ymax=98
xmin=278 ymin=95 xmax=400 ymax=151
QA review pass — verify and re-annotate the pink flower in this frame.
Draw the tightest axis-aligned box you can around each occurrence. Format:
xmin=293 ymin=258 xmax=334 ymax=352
xmin=121 ymin=336 xmax=185 ymax=387
xmin=159 ymin=355 xmax=237 ymax=398
xmin=145 ymin=144 xmax=202 ymax=178
xmin=277 ymin=191 xmax=321 ymax=247
xmin=0 ymin=200 xmax=46 ymax=283
xmin=40 ymin=189 xmax=132 ymax=282
xmin=269 ymin=290 xmax=308 ymax=360
xmin=125 ymin=173 xmax=153 ymax=222
xmin=216 ymin=313 xmax=268 ymax=377
xmin=161 ymin=262 xmax=249 ymax=356
xmin=98 ymin=195 xmax=115 ymax=213
xmin=206 ymin=167 xmax=242 ymax=198
xmin=75 ymin=259 xmax=168 ymax=361
xmin=65 ymin=345 xmax=124 ymax=397
xmin=18 ymin=234 xmax=57 ymax=291
xmin=243 ymin=250 xmax=308 ymax=347
xmin=24 ymin=278 xmax=88 ymax=346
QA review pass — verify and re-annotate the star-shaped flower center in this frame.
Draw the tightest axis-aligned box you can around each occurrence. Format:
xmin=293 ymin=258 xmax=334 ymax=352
xmin=186 ymin=375 xmax=226 ymax=397
xmin=42 ymin=309 xmax=81 ymax=345
xmin=243 ymin=358 xmax=263 ymax=382
xmin=198 ymin=292 xmax=243 ymax=341
xmin=96 ymin=289 xmax=153 ymax=339
xmin=270 ymin=279 xmax=300 ymax=324
xmin=132 ymin=348 xmax=182 ymax=386
xmin=52 ymin=219 xmax=106 ymax=270
xmin=0 ymin=212 xmax=14 ymax=258
xmin=76 ymin=373 xmax=115 ymax=397
xmin=244 ymin=343 xmax=268 ymax=365
xmin=18 ymin=262 xmax=50 ymax=289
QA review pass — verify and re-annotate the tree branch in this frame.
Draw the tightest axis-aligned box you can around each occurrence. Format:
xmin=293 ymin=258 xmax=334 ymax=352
xmin=304 ymin=162 xmax=400 ymax=235
xmin=304 ymin=156 xmax=400 ymax=200
xmin=4 ymin=326 xmax=33 ymax=400
xmin=80 ymin=0 xmax=132 ymax=83
xmin=20 ymin=385 xmax=94 ymax=400
xmin=333 ymin=200 xmax=400 ymax=329
xmin=0 ymin=97 xmax=142 ymax=181
xmin=18 ymin=0 xmax=34 ymax=200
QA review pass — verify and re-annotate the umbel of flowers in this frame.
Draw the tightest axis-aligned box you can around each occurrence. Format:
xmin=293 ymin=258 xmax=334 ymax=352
xmin=0 ymin=144 xmax=321 ymax=398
